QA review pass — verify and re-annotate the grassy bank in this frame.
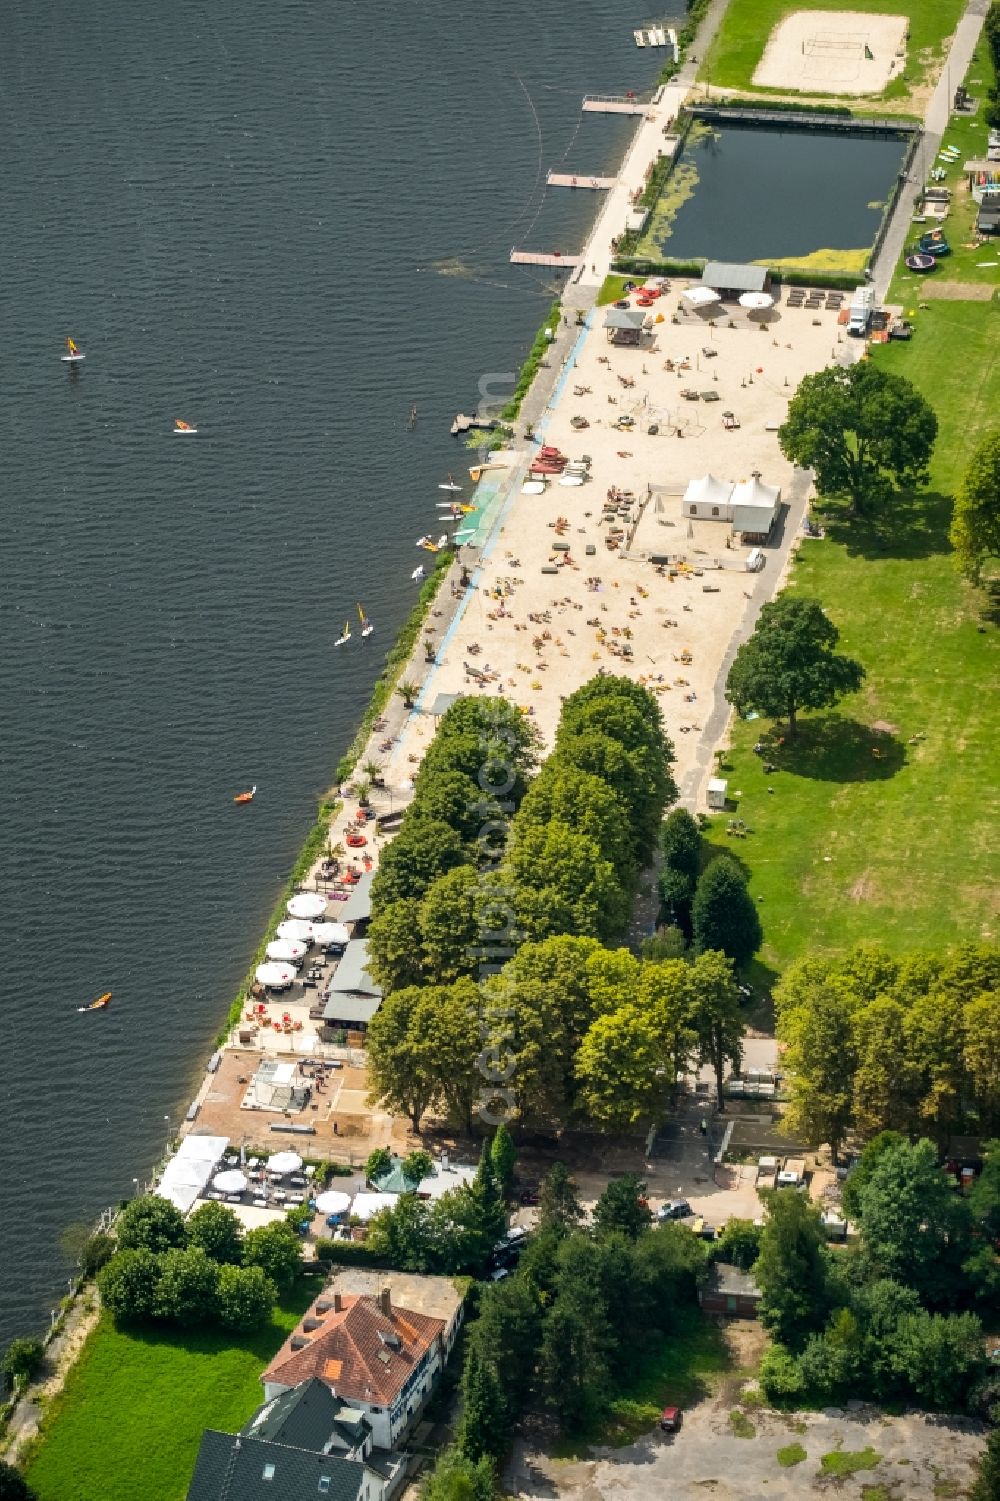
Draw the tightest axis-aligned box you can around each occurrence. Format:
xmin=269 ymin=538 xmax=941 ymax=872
xmin=501 ymin=299 xmax=561 ymax=422
xmin=704 ymin=298 xmax=998 ymax=971
xmin=23 ymin=1291 xmax=313 ymax=1501
xmin=702 ymin=0 xmax=965 ymax=99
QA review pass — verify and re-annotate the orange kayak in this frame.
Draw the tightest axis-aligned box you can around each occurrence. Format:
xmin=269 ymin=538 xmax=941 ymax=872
xmin=78 ymin=991 xmax=112 ymax=1013
xmin=234 ymin=784 xmax=257 ymax=805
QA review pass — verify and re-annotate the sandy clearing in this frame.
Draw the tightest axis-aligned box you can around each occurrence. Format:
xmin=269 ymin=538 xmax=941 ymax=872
xmin=753 ymin=10 xmax=908 ymax=95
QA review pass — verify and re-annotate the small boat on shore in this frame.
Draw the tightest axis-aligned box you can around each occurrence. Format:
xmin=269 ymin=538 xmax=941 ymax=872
xmin=439 ymin=475 xmax=463 ymax=492
xmin=173 ymin=419 xmax=198 ymax=434
xmin=61 ymin=337 xmax=86 ymax=364
xmin=358 ymin=604 xmax=374 ymax=639
xmin=233 ymin=785 xmax=257 ymax=805
xmin=78 ymin=991 xmax=111 ymax=1013
xmin=335 ymin=620 xmax=352 ymax=646
xmin=411 ymin=565 xmax=425 ymax=580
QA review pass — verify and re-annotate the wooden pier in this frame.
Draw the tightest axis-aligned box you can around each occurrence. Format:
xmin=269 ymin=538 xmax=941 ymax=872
xmin=546 ymin=171 xmax=616 ymax=190
xmin=509 ymin=251 xmax=582 ymax=267
xmin=583 ymin=95 xmax=648 ymax=116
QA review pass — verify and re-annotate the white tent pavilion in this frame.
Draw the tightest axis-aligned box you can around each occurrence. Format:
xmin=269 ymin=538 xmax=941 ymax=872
xmin=738 ymin=290 xmax=774 ymax=311
xmin=156 ymin=1134 xmax=228 ymax=1215
xmin=213 ymin=1168 xmax=248 ymax=1194
xmin=683 ymin=473 xmax=735 ymax=519
xmin=682 ymin=285 xmax=720 ymax=307
xmin=267 ymin=1150 xmax=303 ymax=1176
xmin=266 ymin=939 xmax=307 ymax=963
xmin=255 ymin=962 xmax=295 ymax=990
xmin=351 ymin=1191 xmax=399 ymax=1221
xmin=276 ymin=919 xmax=315 ymax=944
xmin=287 ymin=892 xmax=327 ymax=920
xmin=314 ymin=1190 xmax=352 ymax=1216
xmin=311 ymin=922 xmax=350 ymax=947
xmin=731 ymin=476 xmax=781 ymax=539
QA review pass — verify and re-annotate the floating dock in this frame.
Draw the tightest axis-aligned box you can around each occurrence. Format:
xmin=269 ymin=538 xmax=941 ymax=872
xmin=583 ymin=95 xmax=648 ymax=115
xmin=546 ymin=171 xmax=616 ymax=189
xmin=509 ymin=251 xmax=582 ymax=266
xmin=451 ymin=413 xmax=499 ymax=435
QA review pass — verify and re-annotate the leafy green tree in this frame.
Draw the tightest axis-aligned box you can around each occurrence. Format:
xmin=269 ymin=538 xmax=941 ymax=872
xmin=714 ymin=1218 xmax=762 ymax=1272
xmin=490 ymin=1124 xmax=517 ymax=1201
xmin=370 ymin=818 xmax=469 ymax=911
xmin=687 ymin=949 xmax=745 ymax=1111
xmin=430 ymin=979 xmax=486 ymax=1133
xmin=758 ymin=1343 xmax=806 ymax=1403
xmin=403 ymin=1150 xmax=434 ymax=1186
xmin=471 ymin=1280 xmax=542 ymax=1415
xmin=97 ymin=1248 xmax=161 ymax=1326
xmin=658 ymin=867 xmax=695 ymax=941
xmin=691 ymin=858 xmax=762 ymax=969
xmin=1 ymin=1339 xmax=43 ymax=1389
xmin=969 ymin=1140 xmax=1000 ymax=1243
xmin=950 ymin=430 xmax=1000 ymax=584
xmin=904 ymin=988 xmax=966 ymax=1141
xmin=851 ymin=996 xmax=919 ymax=1139
xmin=576 ymin=1003 xmax=668 ymax=1126
xmin=797 ymin=1308 xmax=863 ymax=1401
xmin=115 ymin=1195 xmax=187 ymax=1254
xmin=79 ymin=1233 xmax=116 ymax=1278
xmin=838 ymin=942 xmax=900 ymax=1002
xmin=553 ymin=723 xmax=674 ymax=861
xmin=186 ymin=1201 xmax=244 ymax=1265
xmin=366 ymin=981 xmax=482 ymax=1133
xmin=964 ymin=990 xmax=1000 ymax=1130
xmin=779 ymin=975 xmax=857 ymax=1163
xmin=458 ymin=1344 xmax=511 ymax=1463
xmin=941 ymin=943 xmax=1000 ymax=1004
xmin=779 ymin=360 xmax=937 ymax=515
xmin=969 ymin=1426 xmax=1000 ymax=1501
xmin=242 ymin=1222 xmax=302 ymax=1292
xmin=592 ymin=1174 xmax=651 ymax=1241
xmin=660 ymin=806 xmax=702 ymax=881
xmin=840 ymin=1131 xmax=907 ymax=1221
xmin=516 ymin=763 xmax=636 ymax=886
xmin=365 ymin=1195 xmax=433 ymax=1273
xmin=154 ymin=1246 xmax=220 ymax=1327
xmin=366 ymin=898 xmax=425 ymax=993
xmin=754 ymin=1189 xmax=830 ymax=1350
xmin=725 ymin=596 xmax=865 ymax=737
xmin=365 ymin=1148 xmax=392 ymax=1183
xmin=216 ymin=1264 xmax=276 ymax=1332
xmin=411 ymin=768 xmax=494 ymax=842
xmin=633 ymin=1221 xmax=710 ymax=1313
xmin=422 ymin=1446 xmax=495 ymax=1501
xmin=431 ymin=1184 xmax=504 ymax=1275
xmin=640 ymin=958 xmax=699 ymax=1089
xmin=887 ymin=1310 xmax=985 ymax=1410
xmin=642 ymin=925 xmax=688 ymax=960
xmin=418 ymin=868 xmax=481 ymax=985
xmin=853 ymin=1138 xmax=967 ymax=1304
xmin=538 ymin=1163 xmax=584 ymax=1235
xmin=0 ymin=1462 xmax=38 ymax=1501
xmin=505 ymin=821 xmax=627 ymax=943
xmin=539 ymin=1297 xmax=605 ymax=1432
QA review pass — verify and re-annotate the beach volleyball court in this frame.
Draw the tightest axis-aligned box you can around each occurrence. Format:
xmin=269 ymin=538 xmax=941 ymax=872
xmin=752 ymin=11 xmax=908 ymax=94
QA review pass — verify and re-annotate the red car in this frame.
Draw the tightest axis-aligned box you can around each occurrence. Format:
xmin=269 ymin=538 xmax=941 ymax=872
xmin=659 ymin=1406 xmax=683 ymax=1433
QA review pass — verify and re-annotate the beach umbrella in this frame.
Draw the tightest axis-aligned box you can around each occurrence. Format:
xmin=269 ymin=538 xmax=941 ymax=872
xmin=682 ymin=286 xmax=720 ymax=307
xmin=314 ymin=1190 xmax=352 ymax=1216
xmin=312 ymin=921 xmax=350 ymax=946
xmin=267 ymin=1150 xmax=303 ymax=1176
xmin=212 ymin=1169 xmax=248 ymax=1194
xmin=266 ymin=939 xmax=307 ymax=963
xmin=255 ymin=962 xmax=295 ymax=989
xmin=276 ymin=919 xmax=315 ymax=943
xmin=738 ymin=291 xmax=774 ymax=311
xmin=287 ymin=892 xmax=327 ymax=920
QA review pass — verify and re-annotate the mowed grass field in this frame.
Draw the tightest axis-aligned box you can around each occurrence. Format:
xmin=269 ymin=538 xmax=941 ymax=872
xmin=705 ymin=299 xmax=999 ymax=973
xmin=24 ymin=1291 xmax=312 ymax=1501
xmin=702 ymin=0 xmax=965 ymax=98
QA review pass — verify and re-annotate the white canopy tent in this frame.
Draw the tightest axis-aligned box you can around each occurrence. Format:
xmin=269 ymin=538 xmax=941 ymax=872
xmin=287 ymin=892 xmax=327 ymax=920
xmin=157 ymin=1134 xmax=228 ymax=1215
xmin=266 ymin=1150 xmax=303 ymax=1176
xmin=213 ymin=1168 xmax=249 ymax=1194
xmin=314 ymin=1190 xmax=352 ymax=1216
xmin=266 ymin=939 xmax=307 ymax=963
xmin=682 ymin=285 xmax=720 ymax=307
xmin=731 ymin=476 xmax=781 ymax=537
xmin=255 ymin=962 xmax=295 ymax=990
xmin=683 ymin=473 xmax=734 ymax=510
xmin=351 ymin=1191 xmax=399 ymax=1222
xmin=276 ymin=919 xmax=315 ymax=944
xmin=311 ymin=922 xmax=350 ymax=947
xmin=738 ymin=290 xmax=774 ymax=312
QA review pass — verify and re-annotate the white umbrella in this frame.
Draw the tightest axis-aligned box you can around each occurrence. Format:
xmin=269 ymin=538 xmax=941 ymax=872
xmin=287 ymin=892 xmax=327 ymax=920
xmin=267 ymin=1150 xmax=303 ymax=1176
xmin=314 ymin=1190 xmax=352 ymax=1216
xmin=351 ymin=1191 xmax=399 ymax=1221
xmin=682 ymin=286 xmax=720 ymax=307
xmin=255 ymin=962 xmax=295 ymax=989
xmin=738 ymin=291 xmax=773 ymax=310
xmin=312 ymin=922 xmax=350 ymax=946
xmin=266 ymin=938 xmax=307 ymax=963
xmin=277 ymin=919 xmax=315 ymax=944
xmin=212 ymin=1168 xmax=248 ymax=1194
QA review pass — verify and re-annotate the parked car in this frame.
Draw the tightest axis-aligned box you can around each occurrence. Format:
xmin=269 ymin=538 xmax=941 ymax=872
xmin=659 ymin=1405 xmax=683 ymax=1433
xmin=658 ymin=1198 xmax=692 ymax=1222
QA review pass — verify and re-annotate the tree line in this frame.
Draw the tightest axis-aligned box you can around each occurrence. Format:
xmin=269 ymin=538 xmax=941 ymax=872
xmin=95 ymin=1195 xmax=303 ymax=1332
xmin=776 ymin=942 xmax=1000 ymax=1160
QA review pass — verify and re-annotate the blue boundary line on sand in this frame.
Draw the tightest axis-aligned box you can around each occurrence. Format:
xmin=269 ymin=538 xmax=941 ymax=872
xmin=413 ymin=311 xmax=595 ymax=714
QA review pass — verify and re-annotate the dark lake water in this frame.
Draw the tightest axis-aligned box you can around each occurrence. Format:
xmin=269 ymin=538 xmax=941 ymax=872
xmin=650 ymin=123 xmax=908 ymax=263
xmin=0 ymin=0 xmax=671 ymax=1348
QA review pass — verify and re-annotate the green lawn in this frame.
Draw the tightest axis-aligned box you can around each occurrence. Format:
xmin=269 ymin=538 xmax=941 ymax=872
xmin=24 ymin=1290 xmax=312 ymax=1501
xmin=702 ymin=0 xmax=964 ymax=100
xmin=889 ymin=47 xmax=1000 ymax=300
xmin=705 ymin=299 xmax=999 ymax=974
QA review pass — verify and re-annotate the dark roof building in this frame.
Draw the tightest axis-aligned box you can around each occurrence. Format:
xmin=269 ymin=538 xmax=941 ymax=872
xmin=698 ymin=1262 xmax=762 ymax=1318
xmin=702 ymin=261 xmax=771 ymax=298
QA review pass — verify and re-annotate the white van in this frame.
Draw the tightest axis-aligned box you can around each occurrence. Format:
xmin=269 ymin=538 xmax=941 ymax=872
xmin=745 ymin=548 xmax=765 ymax=572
